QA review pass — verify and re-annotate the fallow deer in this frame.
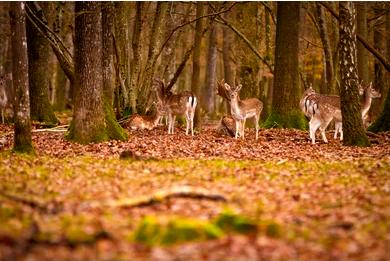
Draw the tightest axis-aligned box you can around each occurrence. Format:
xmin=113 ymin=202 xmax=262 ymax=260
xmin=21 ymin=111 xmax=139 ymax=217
xmin=153 ymin=78 xmax=197 ymax=136
xmin=223 ymin=83 xmax=263 ymax=140
xmin=124 ymin=102 xmax=165 ymax=131
xmin=301 ymin=83 xmax=380 ymax=144
xmin=334 ymin=82 xmax=381 ymax=138
xmin=0 ymin=77 xmax=7 ymax=124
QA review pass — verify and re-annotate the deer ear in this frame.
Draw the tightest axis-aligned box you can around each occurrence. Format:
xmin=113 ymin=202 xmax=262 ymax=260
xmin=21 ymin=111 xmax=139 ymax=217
xmin=224 ymin=83 xmax=231 ymax=90
xmin=237 ymin=84 xmax=242 ymax=91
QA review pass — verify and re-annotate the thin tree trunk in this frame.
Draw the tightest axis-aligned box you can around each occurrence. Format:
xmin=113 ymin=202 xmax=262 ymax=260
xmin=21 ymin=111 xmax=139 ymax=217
xmin=203 ymin=21 xmax=217 ymax=116
xmin=371 ymin=4 xmax=386 ymax=121
xmin=102 ymin=2 xmax=127 ymax=141
xmin=139 ymin=2 xmax=168 ymax=113
xmin=356 ymin=3 xmax=369 ymax=84
xmin=264 ymin=2 xmax=305 ymax=129
xmin=339 ymin=2 xmax=369 ymax=146
xmin=114 ymin=2 xmax=130 ymax=111
xmin=316 ymin=4 xmax=335 ymax=93
xmin=10 ymin=2 xmax=34 ymax=153
xmin=67 ymin=2 xmax=107 ymax=144
xmin=191 ymin=2 xmax=205 ymax=129
xmin=222 ymin=12 xmax=233 ymax=114
xmin=27 ymin=2 xmax=58 ymax=125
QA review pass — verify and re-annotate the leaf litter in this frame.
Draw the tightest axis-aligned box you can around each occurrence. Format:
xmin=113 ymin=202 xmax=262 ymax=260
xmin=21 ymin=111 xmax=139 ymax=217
xmin=0 ymin=123 xmax=390 ymax=260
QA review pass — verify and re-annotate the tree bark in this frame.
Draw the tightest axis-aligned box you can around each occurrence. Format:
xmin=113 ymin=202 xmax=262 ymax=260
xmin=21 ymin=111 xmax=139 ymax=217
xmin=66 ymin=2 xmax=108 ymax=144
xmin=339 ymin=2 xmax=369 ymax=146
xmin=264 ymin=2 xmax=305 ymax=129
xmin=10 ymin=2 xmax=34 ymax=153
xmin=114 ymin=2 xmax=130 ymax=111
xmin=371 ymin=4 xmax=386 ymax=121
xmin=27 ymin=2 xmax=58 ymax=125
xmin=356 ymin=3 xmax=369 ymax=84
xmin=222 ymin=12 xmax=233 ymax=114
xmin=191 ymin=2 xmax=205 ymax=129
xmin=139 ymin=2 xmax=168 ymax=113
xmin=203 ymin=21 xmax=217 ymax=116
xmin=368 ymin=3 xmax=390 ymax=132
xmin=316 ymin=4 xmax=335 ymax=94
xmin=102 ymin=2 xmax=127 ymax=141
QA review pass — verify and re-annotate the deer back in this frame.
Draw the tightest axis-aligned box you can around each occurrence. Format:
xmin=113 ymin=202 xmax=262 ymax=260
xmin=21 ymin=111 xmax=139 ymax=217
xmin=166 ymin=91 xmax=195 ymax=115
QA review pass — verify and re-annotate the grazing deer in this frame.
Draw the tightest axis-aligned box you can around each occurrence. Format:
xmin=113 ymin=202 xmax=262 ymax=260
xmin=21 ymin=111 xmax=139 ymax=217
xmin=124 ymin=102 xmax=165 ymax=130
xmin=223 ymin=82 xmax=263 ymax=140
xmin=153 ymin=78 xmax=197 ymax=136
xmin=0 ymin=77 xmax=7 ymax=124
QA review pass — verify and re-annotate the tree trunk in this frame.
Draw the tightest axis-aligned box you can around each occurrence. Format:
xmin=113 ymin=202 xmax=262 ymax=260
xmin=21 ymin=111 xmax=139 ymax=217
xmin=368 ymin=3 xmax=390 ymax=132
xmin=10 ymin=2 xmax=34 ymax=154
xmin=66 ymin=2 xmax=109 ymax=144
xmin=203 ymin=21 xmax=217 ymax=116
xmin=222 ymin=12 xmax=233 ymax=114
xmin=356 ymin=3 xmax=369 ymax=84
xmin=264 ymin=2 xmax=305 ymax=129
xmin=139 ymin=2 xmax=168 ymax=113
xmin=54 ymin=2 xmax=73 ymax=111
xmin=27 ymin=2 xmax=58 ymax=125
xmin=102 ymin=2 xmax=127 ymax=141
xmin=371 ymin=4 xmax=386 ymax=121
xmin=129 ymin=2 xmax=142 ymax=114
xmin=114 ymin=2 xmax=130 ymax=111
xmin=339 ymin=2 xmax=369 ymax=147
xmin=316 ymin=4 xmax=335 ymax=94
xmin=191 ymin=2 xmax=205 ymax=129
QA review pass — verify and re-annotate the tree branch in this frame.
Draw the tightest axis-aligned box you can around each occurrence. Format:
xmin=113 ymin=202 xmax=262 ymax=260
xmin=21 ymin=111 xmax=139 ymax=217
xmin=319 ymin=2 xmax=390 ymax=73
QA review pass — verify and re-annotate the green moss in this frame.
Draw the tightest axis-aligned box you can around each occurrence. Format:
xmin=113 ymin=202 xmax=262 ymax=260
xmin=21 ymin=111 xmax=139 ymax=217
xmin=262 ymin=110 xmax=307 ymax=130
xmin=103 ymin=99 xmax=128 ymax=141
xmin=214 ymin=210 xmax=257 ymax=234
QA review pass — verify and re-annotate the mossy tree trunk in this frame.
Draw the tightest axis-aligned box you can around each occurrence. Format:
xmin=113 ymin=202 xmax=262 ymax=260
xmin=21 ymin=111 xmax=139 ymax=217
xmin=102 ymin=2 xmax=127 ymax=141
xmin=191 ymin=2 xmax=205 ymax=129
xmin=339 ymin=2 xmax=369 ymax=147
xmin=10 ymin=2 xmax=34 ymax=154
xmin=26 ymin=2 xmax=58 ymax=125
xmin=67 ymin=2 xmax=126 ymax=144
xmin=263 ymin=2 xmax=306 ymax=129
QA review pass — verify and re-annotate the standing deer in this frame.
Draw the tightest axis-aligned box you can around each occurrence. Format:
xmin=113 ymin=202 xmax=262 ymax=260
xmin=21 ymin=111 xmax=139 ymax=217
xmin=153 ymin=79 xmax=197 ymax=136
xmin=223 ymin=83 xmax=263 ymax=140
xmin=301 ymin=83 xmax=380 ymax=144
xmin=0 ymin=77 xmax=7 ymax=124
xmin=124 ymin=101 xmax=165 ymax=130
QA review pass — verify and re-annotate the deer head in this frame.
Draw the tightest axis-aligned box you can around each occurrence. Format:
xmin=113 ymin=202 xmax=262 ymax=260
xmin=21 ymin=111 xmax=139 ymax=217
xmin=364 ymin=82 xmax=381 ymax=99
xmin=224 ymin=83 xmax=242 ymax=101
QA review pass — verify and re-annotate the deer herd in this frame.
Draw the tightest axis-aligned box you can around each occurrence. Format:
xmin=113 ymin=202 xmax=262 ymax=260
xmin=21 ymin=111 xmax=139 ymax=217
xmin=0 ymin=75 xmax=382 ymax=145
xmin=124 ymin=78 xmax=380 ymax=145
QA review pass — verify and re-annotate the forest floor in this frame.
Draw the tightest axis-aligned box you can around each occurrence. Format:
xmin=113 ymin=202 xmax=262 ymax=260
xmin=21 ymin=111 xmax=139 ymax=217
xmin=0 ymin=118 xmax=390 ymax=261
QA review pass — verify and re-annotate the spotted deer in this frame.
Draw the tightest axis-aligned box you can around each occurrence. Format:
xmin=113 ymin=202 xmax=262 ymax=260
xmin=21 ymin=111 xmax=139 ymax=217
xmin=0 ymin=77 xmax=7 ymax=124
xmin=301 ymin=83 xmax=380 ymax=144
xmin=223 ymin=83 xmax=263 ymax=140
xmin=153 ymin=79 xmax=197 ymax=136
xmin=334 ymin=82 xmax=381 ymax=138
xmin=124 ymin=102 xmax=165 ymax=130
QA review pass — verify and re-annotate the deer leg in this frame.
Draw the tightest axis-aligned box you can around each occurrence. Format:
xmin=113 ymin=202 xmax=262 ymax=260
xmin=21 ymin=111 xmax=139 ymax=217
xmin=191 ymin=119 xmax=194 ymax=136
xmin=171 ymin=116 xmax=176 ymax=134
xmin=168 ymin=114 xmax=173 ymax=134
xmin=1 ymin=109 xmax=3 ymax=124
xmin=254 ymin=116 xmax=259 ymax=140
xmin=241 ymin=119 xmax=246 ymax=139
xmin=309 ymin=117 xmax=322 ymax=144
xmin=235 ymin=120 xmax=240 ymax=139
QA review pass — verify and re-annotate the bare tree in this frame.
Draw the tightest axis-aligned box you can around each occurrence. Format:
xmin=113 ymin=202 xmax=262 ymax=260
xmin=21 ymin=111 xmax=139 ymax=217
xmin=203 ymin=19 xmax=217 ymax=116
xmin=10 ymin=2 xmax=34 ymax=153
